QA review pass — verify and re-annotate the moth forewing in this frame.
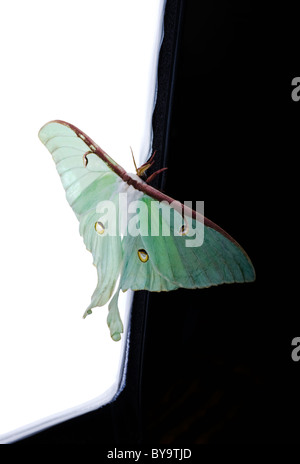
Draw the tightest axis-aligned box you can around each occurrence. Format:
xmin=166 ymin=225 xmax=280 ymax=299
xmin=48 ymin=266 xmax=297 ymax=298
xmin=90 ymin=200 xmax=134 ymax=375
xmin=95 ymin=200 xmax=117 ymax=237
xmin=127 ymin=199 xmax=149 ymax=237
xmin=149 ymin=199 xmax=174 ymax=237
xmin=170 ymin=201 xmax=205 ymax=248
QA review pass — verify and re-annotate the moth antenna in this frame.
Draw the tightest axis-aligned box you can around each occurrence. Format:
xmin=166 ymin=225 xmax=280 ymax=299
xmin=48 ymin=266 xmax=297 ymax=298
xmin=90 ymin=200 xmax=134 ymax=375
xmin=130 ymin=146 xmax=138 ymax=174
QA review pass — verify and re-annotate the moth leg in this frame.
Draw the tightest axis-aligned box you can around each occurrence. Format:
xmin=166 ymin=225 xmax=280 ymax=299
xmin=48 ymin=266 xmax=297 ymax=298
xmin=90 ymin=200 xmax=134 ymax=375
xmin=145 ymin=167 xmax=168 ymax=184
xmin=141 ymin=149 xmax=157 ymax=170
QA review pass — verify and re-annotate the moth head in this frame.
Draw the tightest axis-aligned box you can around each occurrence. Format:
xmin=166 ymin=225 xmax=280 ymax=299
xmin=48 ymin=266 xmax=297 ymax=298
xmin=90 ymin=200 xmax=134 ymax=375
xmin=131 ymin=147 xmax=155 ymax=178
xmin=132 ymin=148 xmax=168 ymax=184
xmin=130 ymin=147 xmax=154 ymax=178
xmin=136 ymin=162 xmax=153 ymax=177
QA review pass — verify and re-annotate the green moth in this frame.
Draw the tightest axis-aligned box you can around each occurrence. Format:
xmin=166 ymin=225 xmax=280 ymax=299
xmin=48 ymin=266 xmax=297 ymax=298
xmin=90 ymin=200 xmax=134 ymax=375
xmin=39 ymin=120 xmax=255 ymax=341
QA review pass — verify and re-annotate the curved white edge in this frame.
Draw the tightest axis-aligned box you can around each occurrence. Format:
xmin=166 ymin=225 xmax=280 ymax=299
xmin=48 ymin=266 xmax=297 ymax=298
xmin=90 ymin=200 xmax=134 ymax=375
xmin=0 ymin=291 xmax=133 ymax=444
xmin=0 ymin=383 xmax=119 ymax=444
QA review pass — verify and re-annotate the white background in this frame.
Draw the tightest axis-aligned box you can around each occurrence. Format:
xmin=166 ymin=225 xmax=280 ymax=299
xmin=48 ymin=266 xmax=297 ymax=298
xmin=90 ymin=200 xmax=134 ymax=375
xmin=0 ymin=0 xmax=165 ymax=441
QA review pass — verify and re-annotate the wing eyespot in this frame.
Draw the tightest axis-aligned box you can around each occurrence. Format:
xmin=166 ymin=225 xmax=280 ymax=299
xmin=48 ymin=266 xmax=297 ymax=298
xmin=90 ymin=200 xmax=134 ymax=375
xmin=138 ymin=249 xmax=149 ymax=263
xmin=83 ymin=150 xmax=91 ymax=167
xmin=95 ymin=221 xmax=105 ymax=235
xmin=179 ymin=223 xmax=189 ymax=236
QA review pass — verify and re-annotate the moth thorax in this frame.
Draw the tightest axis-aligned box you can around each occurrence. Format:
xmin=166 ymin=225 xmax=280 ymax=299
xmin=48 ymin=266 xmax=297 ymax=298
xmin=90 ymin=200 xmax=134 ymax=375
xmin=138 ymin=249 xmax=149 ymax=263
xmin=95 ymin=221 xmax=105 ymax=235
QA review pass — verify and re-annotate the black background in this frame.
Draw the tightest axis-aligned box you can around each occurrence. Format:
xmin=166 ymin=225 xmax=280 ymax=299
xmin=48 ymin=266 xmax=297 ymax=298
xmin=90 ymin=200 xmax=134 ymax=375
xmin=142 ymin=1 xmax=298 ymax=444
xmin=18 ymin=1 xmax=298 ymax=445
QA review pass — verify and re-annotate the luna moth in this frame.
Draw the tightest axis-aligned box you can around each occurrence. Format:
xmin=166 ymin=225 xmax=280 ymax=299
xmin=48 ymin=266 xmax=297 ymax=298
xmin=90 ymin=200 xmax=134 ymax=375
xmin=39 ymin=120 xmax=255 ymax=341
